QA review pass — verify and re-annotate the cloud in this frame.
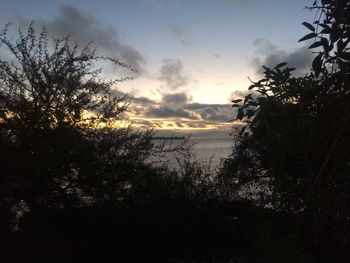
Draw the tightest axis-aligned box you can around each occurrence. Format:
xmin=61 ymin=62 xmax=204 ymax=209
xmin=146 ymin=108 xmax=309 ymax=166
xmin=184 ymin=103 xmax=224 ymax=111
xmin=146 ymin=106 xmax=198 ymax=119
xmin=162 ymin=92 xmax=189 ymax=106
xmin=184 ymin=102 xmax=234 ymax=122
xmin=212 ymin=53 xmax=222 ymax=59
xmin=251 ymin=38 xmax=314 ymax=76
xmin=79 ymin=84 xmax=234 ymax=129
xmin=230 ymin=90 xmax=252 ymax=101
xmin=124 ymin=90 xmax=235 ymax=127
xmin=168 ymin=23 xmax=193 ymax=47
xmin=159 ymin=59 xmax=191 ymax=90
xmin=175 ymin=122 xmax=185 ymax=128
xmin=10 ymin=5 xmax=145 ymax=73
xmin=199 ymin=107 xmax=231 ymax=122
xmin=109 ymin=89 xmax=234 ymax=126
xmin=187 ymin=122 xmax=207 ymax=128
xmin=130 ymin=95 xmax=155 ymax=105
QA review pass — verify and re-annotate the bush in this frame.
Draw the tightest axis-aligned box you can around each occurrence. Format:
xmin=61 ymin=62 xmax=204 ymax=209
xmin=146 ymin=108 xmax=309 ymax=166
xmin=223 ymin=0 xmax=350 ymax=261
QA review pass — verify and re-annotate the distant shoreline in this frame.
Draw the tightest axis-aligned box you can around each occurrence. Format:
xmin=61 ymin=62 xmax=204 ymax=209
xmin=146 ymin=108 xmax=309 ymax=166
xmin=151 ymin=136 xmax=186 ymax=140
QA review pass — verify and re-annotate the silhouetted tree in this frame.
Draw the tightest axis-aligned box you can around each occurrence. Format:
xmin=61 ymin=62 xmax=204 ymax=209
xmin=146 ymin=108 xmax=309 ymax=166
xmin=0 ymin=23 xmax=158 ymax=232
xmin=0 ymin=26 xmax=218 ymax=259
xmin=223 ymin=0 xmax=349 ymax=261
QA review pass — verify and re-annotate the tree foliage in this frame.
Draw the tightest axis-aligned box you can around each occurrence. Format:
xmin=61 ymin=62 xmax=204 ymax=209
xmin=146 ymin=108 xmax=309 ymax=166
xmin=0 ymin=24 xmax=231 ymax=261
xmin=223 ymin=0 xmax=349 ymax=260
xmin=0 ymin=23 xmax=159 ymax=232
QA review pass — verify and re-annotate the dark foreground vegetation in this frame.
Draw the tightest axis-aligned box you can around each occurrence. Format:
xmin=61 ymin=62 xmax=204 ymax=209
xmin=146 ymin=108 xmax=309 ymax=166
xmin=0 ymin=1 xmax=349 ymax=262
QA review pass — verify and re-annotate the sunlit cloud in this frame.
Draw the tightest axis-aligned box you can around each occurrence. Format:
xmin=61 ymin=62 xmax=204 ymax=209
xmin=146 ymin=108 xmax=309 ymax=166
xmin=111 ymin=88 xmax=236 ymax=131
xmin=0 ymin=0 xmax=309 ymax=133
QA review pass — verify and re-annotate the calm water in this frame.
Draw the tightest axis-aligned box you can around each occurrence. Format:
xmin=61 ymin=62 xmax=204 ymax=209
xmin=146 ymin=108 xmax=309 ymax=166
xmin=190 ymin=137 xmax=233 ymax=163
xmin=153 ymin=137 xmax=233 ymax=169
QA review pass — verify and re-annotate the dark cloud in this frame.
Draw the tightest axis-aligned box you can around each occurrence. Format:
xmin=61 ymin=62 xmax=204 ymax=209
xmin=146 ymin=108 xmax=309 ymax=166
xmin=159 ymin=59 xmax=191 ymax=90
xmin=184 ymin=103 xmax=234 ymax=122
xmin=109 ymin=89 xmax=126 ymax=98
xmin=168 ymin=23 xmax=193 ymax=47
xmin=11 ymin=5 xmax=145 ymax=73
xmin=109 ymin=89 xmax=155 ymax=105
xmin=130 ymin=95 xmax=155 ymax=105
xmin=146 ymin=106 xmax=197 ymax=119
xmin=251 ymin=38 xmax=314 ymax=76
xmin=184 ymin=103 xmax=223 ymax=111
xmin=138 ymin=92 xmax=234 ymax=123
xmin=198 ymin=106 xmax=232 ymax=122
xmin=200 ymin=107 xmax=224 ymax=121
xmin=162 ymin=92 xmax=189 ymax=106
xmin=100 ymin=90 xmax=234 ymax=127
xmin=187 ymin=122 xmax=207 ymax=128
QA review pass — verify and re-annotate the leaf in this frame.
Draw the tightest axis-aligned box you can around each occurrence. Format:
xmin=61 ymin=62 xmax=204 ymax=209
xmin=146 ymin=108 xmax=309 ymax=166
xmin=320 ymin=37 xmax=329 ymax=51
xmin=237 ymin=108 xmax=244 ymax=120
xmin=298 ymin=33 xmax=317 ymax=42
xmin=330 ymin=27 xmax=341 ymax=44
xmin=247 ymin=102 xmax=258 ymax=107
xmin=263 ymin=67 xmax=275 ymax=76
xmin=244 ymin=94 xmax=253 ymax=104
xmin=302 ymin=22 xmax=315 ymax=32
xmin=274 ymin=62 xmax=287 ymax=69
xmin=320 ymin=26 xmax=331 ymax=34
xmin=338 ymin=52 xmax=350 ymax=61
xmin=239 ymin=126 xmax=247 ymax=137
xmin=337 ymin=39 xmax=346 ymax=52
xmin=309 ymin=41 xmax=323 ymax=49
xmin=247 ymin=109 xmax=255 ymax=118
xmin=248 ymin=84 xmax=255 ymax=90
xmin=286 ymin=67 xmax=296 ymax=72
xmin=231 ymin=99 xmax=243 ymax=103
xmin=312 ymin=53 xmax=323 ymax=76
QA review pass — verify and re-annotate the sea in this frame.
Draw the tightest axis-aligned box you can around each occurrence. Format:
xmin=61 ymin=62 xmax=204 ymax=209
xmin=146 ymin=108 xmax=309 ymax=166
xmin=151 ymin=137 xmax=233 ymax=169
xmin=186 ymin=137 xmax=232 ymax=163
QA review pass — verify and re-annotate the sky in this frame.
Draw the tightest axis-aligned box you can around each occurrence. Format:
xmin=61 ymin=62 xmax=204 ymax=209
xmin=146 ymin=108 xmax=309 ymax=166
xmin=0 ymin=0 xmax=315 ymax=135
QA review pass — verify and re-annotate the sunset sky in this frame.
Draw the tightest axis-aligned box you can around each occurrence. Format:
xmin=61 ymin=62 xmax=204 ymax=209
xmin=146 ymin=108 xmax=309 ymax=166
xmin=0 ymin=0 xmax=315 ymax=135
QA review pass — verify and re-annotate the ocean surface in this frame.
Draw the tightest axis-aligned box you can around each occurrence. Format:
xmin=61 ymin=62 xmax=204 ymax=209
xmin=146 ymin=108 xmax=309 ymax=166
xmin=152 ymin=137 xmax=233 ymax=169
xmin=188 ymin=137 xmax=233 ymax=163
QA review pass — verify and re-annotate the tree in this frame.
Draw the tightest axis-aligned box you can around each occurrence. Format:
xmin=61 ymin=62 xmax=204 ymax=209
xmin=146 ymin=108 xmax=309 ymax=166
xmin=222 ymin=0 xmax=349 ymax=260
xmin=0 ymin=23 xmax=156 ymax=232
